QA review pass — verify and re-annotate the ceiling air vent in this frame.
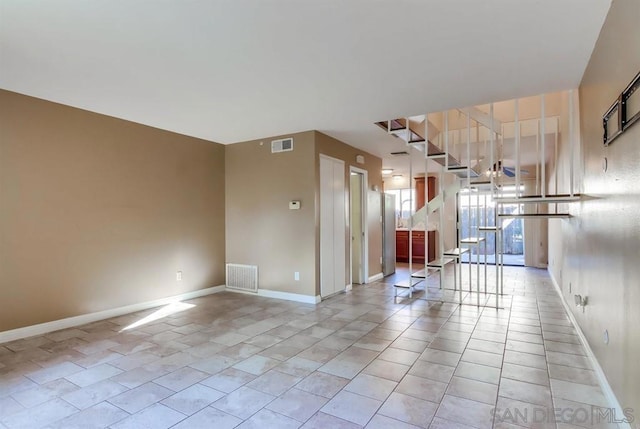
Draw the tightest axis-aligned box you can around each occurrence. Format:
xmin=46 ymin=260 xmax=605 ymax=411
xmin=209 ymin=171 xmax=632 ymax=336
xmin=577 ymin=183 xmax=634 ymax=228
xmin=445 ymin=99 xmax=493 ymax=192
xmin=271 ymin=138 xmax=294 ymax=153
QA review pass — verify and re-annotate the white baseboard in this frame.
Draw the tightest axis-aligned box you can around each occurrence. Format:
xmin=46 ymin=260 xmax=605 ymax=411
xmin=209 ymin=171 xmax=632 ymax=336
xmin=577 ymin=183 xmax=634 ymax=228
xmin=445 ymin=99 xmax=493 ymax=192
xmin=548 ymin=269 xmax=630 ymax=428
xmin=345 ymin=284 xmax=353 ymax=291
xmin=0 ymin=285 xmax=226 ymax=344
xmin=368 ymin=272 xmax=384 ymax=282
xmin=225 ymin=287 xmax=321 ymax=305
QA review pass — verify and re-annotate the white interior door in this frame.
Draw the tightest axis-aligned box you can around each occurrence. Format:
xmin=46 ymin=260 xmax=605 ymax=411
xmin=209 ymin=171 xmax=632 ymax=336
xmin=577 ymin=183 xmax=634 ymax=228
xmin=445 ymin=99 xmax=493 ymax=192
xmin=320 ymin=155 xmax=346 ymax=298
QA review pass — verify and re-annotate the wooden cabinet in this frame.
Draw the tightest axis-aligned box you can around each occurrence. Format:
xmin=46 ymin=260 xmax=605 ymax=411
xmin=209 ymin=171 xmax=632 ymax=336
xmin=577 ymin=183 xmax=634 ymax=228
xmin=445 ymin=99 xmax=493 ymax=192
xmin=415 ymin=176 xmax=436 ymax=210
xmin=396 ymin=230 xmax=409 ymax=262
xmin=395 ymin=176 xmax=437 ymax=264
xmin=396 ymin=230 xmax=436 ymax=263
xmin=412 ymin=231 xmax=426 ymax=262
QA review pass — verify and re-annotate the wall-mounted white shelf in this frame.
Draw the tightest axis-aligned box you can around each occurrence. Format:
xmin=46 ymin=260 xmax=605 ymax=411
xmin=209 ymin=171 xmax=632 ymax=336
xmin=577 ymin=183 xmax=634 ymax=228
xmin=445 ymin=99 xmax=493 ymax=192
xmin=498 ymin=213 xmax=571 ymax=219
xmin=494 ymin=194 xmax=582 ymax=204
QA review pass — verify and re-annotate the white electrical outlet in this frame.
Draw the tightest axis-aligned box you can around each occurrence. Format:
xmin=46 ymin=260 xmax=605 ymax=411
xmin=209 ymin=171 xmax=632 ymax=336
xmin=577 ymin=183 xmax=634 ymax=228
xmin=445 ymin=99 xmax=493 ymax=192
xmin=176 ymin=271 xmax=182 ymax=281
xmin=294 ymin=272 xmax=300 ymax=281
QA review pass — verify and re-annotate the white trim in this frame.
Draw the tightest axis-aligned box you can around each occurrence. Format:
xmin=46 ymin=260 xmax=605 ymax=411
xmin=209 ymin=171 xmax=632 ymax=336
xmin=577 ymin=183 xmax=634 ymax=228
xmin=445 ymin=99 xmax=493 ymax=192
xmin=0 ymin=285 xmax=226 ymax=344
xmin=368 ymin=272 xmax=384 ymax=282
xmin=225 ymin=287 xmax=321 ymax=305
xmin=318 ymin=153 xmax=345 ymax=164
xmin=548 ymin=269 xmax=631 ymax=428
xmin=349 ymin=165 xmax=369 ymax=285
xmin=345 ymin=284 xmax=353 ymax=291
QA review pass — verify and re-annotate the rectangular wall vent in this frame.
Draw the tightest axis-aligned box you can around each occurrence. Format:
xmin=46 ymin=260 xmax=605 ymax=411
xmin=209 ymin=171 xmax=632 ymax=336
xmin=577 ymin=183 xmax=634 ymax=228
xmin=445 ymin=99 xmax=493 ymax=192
xmin=226 ymin=264 xmax=258 ymax=293
xmin=271 ymin=138 xmax=293 ymax=153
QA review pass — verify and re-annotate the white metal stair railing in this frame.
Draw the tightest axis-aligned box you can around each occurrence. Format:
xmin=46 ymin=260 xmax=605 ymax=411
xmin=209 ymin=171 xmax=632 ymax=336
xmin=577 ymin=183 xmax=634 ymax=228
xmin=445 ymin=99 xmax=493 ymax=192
xmin=494 ymin=92 xmax=582 ymax=216
xmin=385 ymin=114 xmax=456 ymax=300
xmin=449 ymin=106 xmax=502 ymax=308
xmin=380 ymin=99 xmax=544 ymax=308
xmin=384 ymin=117 xmax=425 ymax=299
xmin=420 ymin=109 xmax=500 ymax=309
xmin=410 ymin=180 xmax=462 ymax=224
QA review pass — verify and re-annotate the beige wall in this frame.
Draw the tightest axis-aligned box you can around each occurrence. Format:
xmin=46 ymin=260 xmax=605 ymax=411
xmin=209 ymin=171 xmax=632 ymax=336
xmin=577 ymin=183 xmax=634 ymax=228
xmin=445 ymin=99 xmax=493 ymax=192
xmin=548 ymin=0 xmax=640 ymax=415
xmin=225 ymin=132 xmax=317 ymax=296
xmin=1 ymin=95 xmax=383 ymax=331
xmin=226 ymin=131 xmax=382 ymax=298
xmin=315 ymin=132 xmax=383 ymax=288
xmin=0 ymin=90 xmax=226 ymax=331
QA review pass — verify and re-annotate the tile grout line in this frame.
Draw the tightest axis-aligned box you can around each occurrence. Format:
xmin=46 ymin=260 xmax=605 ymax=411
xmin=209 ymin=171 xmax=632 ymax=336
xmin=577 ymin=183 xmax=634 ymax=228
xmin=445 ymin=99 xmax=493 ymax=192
xmin=425 ymin=290 xmax=489 ymax=429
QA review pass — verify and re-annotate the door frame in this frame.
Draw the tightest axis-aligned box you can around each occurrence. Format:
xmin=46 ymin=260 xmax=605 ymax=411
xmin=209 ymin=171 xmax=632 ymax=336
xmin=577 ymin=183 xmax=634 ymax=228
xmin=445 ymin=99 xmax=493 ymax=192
xmin=349 ymin=166 xmax=368 ymax=286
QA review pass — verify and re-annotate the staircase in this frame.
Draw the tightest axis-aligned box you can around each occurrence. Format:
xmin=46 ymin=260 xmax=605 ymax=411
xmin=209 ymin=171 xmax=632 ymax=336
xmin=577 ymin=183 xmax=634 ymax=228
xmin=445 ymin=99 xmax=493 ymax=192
xmin=377 ymin=92 xmax=582 ymax=308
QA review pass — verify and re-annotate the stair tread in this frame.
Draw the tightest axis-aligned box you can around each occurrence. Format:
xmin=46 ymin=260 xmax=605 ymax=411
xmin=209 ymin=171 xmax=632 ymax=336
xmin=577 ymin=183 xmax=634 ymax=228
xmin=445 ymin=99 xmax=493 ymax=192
xmin=411 ymin=269 xmax=427 ymax=278
xmin=443 ymin=247 xmax=470 ymax=256
xmin=447 ymin=166 xmax=480 ymax=178
xmin=460 ymin=237 xmax=486 ymax=244
xmin=427 ymin=258 xmax=456 ymax=268
xmin=394 ymin=278 xmax=423 ymax=288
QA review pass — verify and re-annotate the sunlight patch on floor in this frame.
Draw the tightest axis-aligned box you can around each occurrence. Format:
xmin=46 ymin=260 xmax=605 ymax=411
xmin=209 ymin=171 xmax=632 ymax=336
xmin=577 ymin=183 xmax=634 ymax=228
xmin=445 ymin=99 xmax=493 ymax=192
xmin=121 ymin=301 xmax=195 ymax=331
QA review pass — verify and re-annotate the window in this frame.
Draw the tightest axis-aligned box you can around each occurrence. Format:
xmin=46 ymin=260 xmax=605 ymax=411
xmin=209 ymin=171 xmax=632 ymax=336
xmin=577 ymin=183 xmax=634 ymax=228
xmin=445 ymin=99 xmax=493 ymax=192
xmin=385 ymin=188 xmax=416 ymax=226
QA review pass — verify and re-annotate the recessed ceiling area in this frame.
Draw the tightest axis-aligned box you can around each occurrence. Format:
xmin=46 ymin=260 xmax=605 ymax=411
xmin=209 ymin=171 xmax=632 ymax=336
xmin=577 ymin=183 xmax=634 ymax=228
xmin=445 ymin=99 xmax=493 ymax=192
xmin=380 ymin=91 xmax=568 ymax=185
xmin=0 ymin=1 xmax=610 ymax=159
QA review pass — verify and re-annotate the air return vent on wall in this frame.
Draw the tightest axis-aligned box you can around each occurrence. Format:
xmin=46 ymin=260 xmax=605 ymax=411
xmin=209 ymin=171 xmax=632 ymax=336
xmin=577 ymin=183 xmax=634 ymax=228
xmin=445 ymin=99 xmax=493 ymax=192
xmin=226 ymin=264 xmax=258 ymax=293
xmin=271 ymin=137 xmax=293 ymax=153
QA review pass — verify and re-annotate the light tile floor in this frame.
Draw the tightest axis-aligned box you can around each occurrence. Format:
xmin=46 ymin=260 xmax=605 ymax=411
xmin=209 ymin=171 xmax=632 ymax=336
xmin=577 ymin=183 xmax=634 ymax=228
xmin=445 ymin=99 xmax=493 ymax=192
xmin=0 ymin=265 xmax=618 ymax=428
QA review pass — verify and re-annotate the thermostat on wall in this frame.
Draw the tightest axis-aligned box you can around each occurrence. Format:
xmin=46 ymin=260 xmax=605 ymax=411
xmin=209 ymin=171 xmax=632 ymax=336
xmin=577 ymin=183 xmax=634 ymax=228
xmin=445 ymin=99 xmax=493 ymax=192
xmin=289 ymin=200 xmax=301 ymax=210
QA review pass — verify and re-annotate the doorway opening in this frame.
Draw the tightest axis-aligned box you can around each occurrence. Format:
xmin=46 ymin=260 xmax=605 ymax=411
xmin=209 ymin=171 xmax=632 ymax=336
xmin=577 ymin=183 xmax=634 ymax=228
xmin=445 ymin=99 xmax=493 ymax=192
xmin=349 ymin=167 xmax=368 ymax=285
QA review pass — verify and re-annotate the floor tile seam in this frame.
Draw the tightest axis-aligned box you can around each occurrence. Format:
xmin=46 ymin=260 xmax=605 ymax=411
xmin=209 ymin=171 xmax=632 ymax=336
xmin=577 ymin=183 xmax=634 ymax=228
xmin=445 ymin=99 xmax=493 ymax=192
xmin=378 ymin=412 xmax=432 ymax=429
xmin=504 ymin=336 xmax=545 ymax=347
xmin=482 ymin=289 xmax=513 ymax=428
xmin=88 ymin=398 xmax=134 ymax=427
xmin=423 ymin=292 xmax=487 ymax=429
xmin=442 ymin=386 xmax=497 ymax=407
xmin=545 ymin=361 xmax=597 ymax=375
xmin=536 ymin=297 xmax=566 ymax=414
xmin=448 ymin=368 xmax=499 ymax=387
xmin=499 ymin=370 xmax=551 ymax=388
xmin=262 ymin=402 xmax=318 ymax=426
xmin=208 ymin=386 xmax=281 ymax=422
xmin=377 ymin=390 xmax=440 ymax=428
xmin=159 ymin=391 xmax=216 ymax=416
xmin=542 ymin=348 xmax=587 ymax=358
xmin=547 ymin=331 xmax=582 ymax=346
xmin=0 ymin=398 xmax=81 ymax=426
xmin=495 ymin=393 xmax=553 ymax=409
